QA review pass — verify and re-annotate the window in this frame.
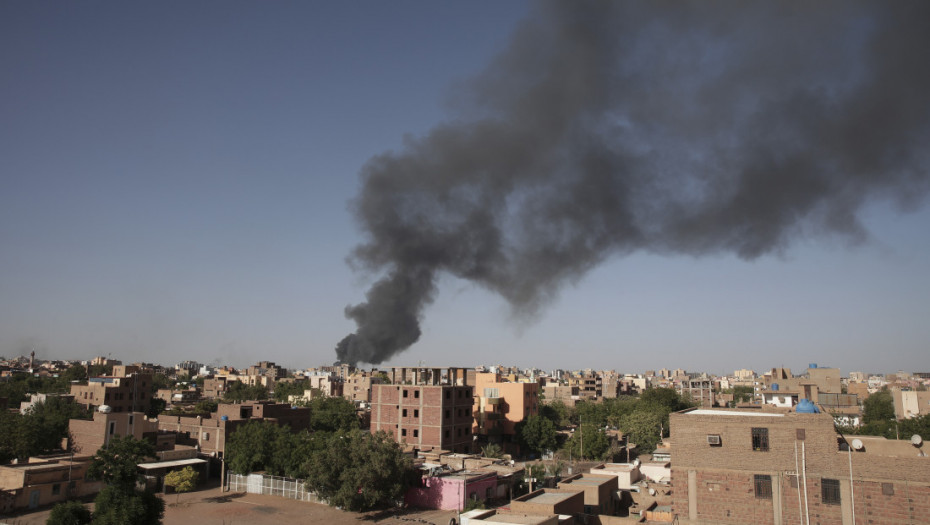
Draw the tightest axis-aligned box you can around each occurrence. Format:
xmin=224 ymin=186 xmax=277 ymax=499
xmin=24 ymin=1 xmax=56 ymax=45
xmin=415 ymin=390 xmax=420 ymax=398
xmin=446 ymin=390 xmax=451 ymax=399
xmin=52 ymin=483 xmax=61 ymax=496
xmin=882 ymin=483 xmax=894 ymax=496
xmin=754 ymin=475 xmax=772 ymax=499
xmin=403 ymin=390 xmax=408 ymax=398
xmin=413 ymin=429 xmax=419 ymax=438
xmin=402 ymin=429 xmax=407 ymax=437
xmin=751 ymin=428 xmax=769 ymax=451
xmin=414 ymin=409 xmax=419 ymax=418
xmin=403 ymin=409 xmax=408 ymax=417
xmin=822 ymin=479 xmax=841 ymax=505
xmin=445 ymin=430 xmax=450 ymax=438
xmin=445 ymin=410 xmax=450 ymax=419
xmin=108 ymin=422 xmax=115 ymax=435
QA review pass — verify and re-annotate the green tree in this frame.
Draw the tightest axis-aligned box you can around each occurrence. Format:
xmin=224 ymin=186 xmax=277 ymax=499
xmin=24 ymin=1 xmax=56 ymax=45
xmin=62 ymin=364 xmax=89 ymax=383
xmin=304 ymin=429 xmax=412 ymax=511
xmin=273 ymin=379 xmax=310 ymax=402
xmin=732 ymin=386 xmax=754 ymax=404
xmin=481 ymin=443 xmax=503 ymax=458
xmin=91 ymin=485 xmax=164 ymax=525
xmin=225 ymin=420 xmax=291 ymax=475
xmin=863 ymin=390 xmax=895 ymax=424
xmin=517 ymin=415 xmax=558 ymax=457
xmin=564 ymin=423 xmax=609 ymax=460
xmin=25 ymin=397 xmax=93 ymax=454
xmin=163 ymin=466 xmax=198 ymax=503
xmin=46 ymin=500 xmax=92 ymax=525
xmin=86 ymin=436 xmax=163 ymax=525
xmin=309 ymin=396 xmax=359 ymax=433
xmin=193 ymin=400 xmax=218 ymax=413
xmin=146 ymin=398 xmax=166 ymax=418
xmin=619 ymin=409 xmax=663 ymax=454
xmin=87 ymin=435 xmax=156 ymax=489
xmin=539 ymin=401 xmax=571 ymax=428
xmin=222 ymin=381 xmax=269 ymax=403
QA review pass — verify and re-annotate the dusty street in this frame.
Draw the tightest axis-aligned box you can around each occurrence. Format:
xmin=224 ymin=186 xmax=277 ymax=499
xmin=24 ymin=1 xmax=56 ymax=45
xmin=0 ymin=483 xmax=459 ymax=525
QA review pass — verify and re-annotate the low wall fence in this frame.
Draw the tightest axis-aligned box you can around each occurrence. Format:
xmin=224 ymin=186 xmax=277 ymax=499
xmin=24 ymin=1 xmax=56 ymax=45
xmin=225 ymin=472 xmax=321 ymax=503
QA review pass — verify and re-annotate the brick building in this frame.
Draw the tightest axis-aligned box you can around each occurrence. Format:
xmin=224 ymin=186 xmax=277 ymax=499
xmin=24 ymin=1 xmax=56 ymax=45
xmin=669 ymin=407 xmax=930 ymax=525
xmin=69 ymin=410 xmax=159 ymax=454
xmin=156 ymin=401 xmax=310 ymax=458
xmin=370 ymin=367 xmax=475 ymax=453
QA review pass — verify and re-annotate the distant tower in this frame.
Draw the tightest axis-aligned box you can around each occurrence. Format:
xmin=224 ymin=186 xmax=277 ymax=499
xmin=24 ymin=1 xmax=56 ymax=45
xmin=29 ymin=350 xmax=35 ymax=372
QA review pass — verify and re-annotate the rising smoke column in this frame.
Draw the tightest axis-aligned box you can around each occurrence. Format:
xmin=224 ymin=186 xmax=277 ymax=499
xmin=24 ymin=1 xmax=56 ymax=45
xmin=336 ymin=1 xmax=930 ymax=366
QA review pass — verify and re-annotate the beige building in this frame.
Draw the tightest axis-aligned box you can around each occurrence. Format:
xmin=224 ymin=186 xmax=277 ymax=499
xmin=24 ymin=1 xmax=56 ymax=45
xmin=0 ymin=455 xmax=102 ymax=513
xmin=892 ymin=388 xmax=930 ymax=419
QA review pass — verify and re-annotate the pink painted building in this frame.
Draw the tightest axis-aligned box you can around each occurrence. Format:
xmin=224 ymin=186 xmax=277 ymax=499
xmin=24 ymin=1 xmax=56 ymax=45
xmin=405 ymin=470 xmax=498 ymax=511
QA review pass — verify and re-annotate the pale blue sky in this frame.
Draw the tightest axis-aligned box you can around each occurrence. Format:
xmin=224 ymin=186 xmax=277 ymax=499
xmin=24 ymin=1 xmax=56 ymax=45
xmin=2 ymin=2 xmax=928 ymax=375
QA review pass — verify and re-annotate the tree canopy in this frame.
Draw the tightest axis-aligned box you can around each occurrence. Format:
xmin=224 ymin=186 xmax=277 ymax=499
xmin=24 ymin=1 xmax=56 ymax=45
xmin=308 ymin=396 xmax=359 ymax=433
xmin=87 ymin=435 xmax=156 ymax=489
xmin=303 ymin=429 xmax=412 ymax=511
xmin=222 ymin=381 xmax=269 ymax=403
xmin=517 ymin=414 xmax=558 ymax=457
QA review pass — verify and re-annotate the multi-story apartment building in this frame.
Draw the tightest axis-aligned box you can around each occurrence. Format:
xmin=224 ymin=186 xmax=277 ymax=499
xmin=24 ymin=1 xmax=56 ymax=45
xmin=670 ymin=406 xmax=930 ymax=525
xmin=343 ymin=369 xmax=382 ymax=404
xmin=370 ymin=367 xmax=474 ymax=453
xmin=472 ymin=372 xmax=539 ymax=453
xmin=70 ymin=365 xmax=152 ymax=414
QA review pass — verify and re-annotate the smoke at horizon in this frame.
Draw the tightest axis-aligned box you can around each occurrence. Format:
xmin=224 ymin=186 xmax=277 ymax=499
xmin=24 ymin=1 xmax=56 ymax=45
xmin=336 ymin=1 xmax=930 ymax=366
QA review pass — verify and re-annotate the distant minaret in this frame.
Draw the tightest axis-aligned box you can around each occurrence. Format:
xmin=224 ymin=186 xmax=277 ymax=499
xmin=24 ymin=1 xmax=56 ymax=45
xmin=29 ymin=350 xmax=35 ymax=372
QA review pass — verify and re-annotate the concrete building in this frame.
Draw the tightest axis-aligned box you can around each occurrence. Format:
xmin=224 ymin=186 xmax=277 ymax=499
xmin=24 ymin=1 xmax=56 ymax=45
xmin=405 ymin=468 xmax=498 ymax=511
xmin=343 ymin=369 xmax=382 ymax=404
xmin=371 ymin=367 xmax=475 ymax=453
xmin=669 ymin=406 xmax=930 ymax=525
xmin=509 ymin=489 xmax=585 ymax=517
xmin=473 ymin=372 xmax=540 ymax=453
xmin=556 ymin=473 xmax=618 ymax=515
xmin=70 ymin=365 xmax=153 ymax=414
xmin=892 ymin=388 xmax=930 ymax=419
xmin=69 ymin=410 xmax=159 ymax=455
xmin=0 ymin=455 xmax=102 ymax=513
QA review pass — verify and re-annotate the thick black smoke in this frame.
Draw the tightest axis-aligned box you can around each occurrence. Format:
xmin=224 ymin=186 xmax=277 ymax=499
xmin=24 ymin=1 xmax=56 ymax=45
xmin=336 ymin=1 xmax=930 ymax=366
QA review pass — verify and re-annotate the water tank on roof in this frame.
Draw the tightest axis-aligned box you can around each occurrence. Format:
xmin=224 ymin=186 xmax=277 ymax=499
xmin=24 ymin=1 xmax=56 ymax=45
xmin=809 ymin=363 xmax=818 ymax=369
xmin=98 ymin=405 xmax=112 ymax=413
xmin=796 ymin=399 xmax=820 ymax=413
xmin=771 ymin=383 xmax=779 ymax=391
xmin=221 ymin=415 xmax=229 ymax=421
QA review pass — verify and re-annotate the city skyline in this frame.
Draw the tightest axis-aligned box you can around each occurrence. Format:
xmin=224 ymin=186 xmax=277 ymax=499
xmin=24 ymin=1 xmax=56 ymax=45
xmin=2 ymin=2 xmax=929 ymax=374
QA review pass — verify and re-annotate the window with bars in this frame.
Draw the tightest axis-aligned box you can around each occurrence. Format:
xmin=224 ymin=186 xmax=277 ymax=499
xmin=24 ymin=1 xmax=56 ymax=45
xmin=822 ymin=478 xmax=841 ymax=504
xmin=751 ymin=428 xmax=769 ymax=451
xmin=754 ymin=475 xmax=772 ymax=499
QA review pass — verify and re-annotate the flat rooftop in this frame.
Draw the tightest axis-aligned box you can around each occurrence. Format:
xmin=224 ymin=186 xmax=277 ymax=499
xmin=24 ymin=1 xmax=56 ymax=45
xmin=687 ymin=409 xmax=785 ymax=417
xmin=526 ymin=492 xmax=575 ymax=505
xmin=476 ymin=514 xmax=554 ymax=525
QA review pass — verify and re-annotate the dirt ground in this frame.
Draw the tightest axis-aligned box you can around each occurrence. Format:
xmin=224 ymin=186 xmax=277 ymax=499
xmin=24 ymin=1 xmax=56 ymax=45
xmin=0 ymin=483 xmax=459 ymax=525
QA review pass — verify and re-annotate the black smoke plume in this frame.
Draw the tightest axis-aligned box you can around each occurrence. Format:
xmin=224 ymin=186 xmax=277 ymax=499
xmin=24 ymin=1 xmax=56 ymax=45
xmin=336 ymin=1 xmax=930 ymax=366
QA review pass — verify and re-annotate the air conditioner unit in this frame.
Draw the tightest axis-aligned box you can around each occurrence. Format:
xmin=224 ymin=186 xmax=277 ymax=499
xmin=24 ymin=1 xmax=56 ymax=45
xmin=706 ymin=434 xmax=721 ymax=445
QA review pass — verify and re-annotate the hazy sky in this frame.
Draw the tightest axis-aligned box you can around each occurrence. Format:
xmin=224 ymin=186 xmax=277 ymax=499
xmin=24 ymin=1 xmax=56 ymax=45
xmin=2 ymin=2 xmax=928 ymax=375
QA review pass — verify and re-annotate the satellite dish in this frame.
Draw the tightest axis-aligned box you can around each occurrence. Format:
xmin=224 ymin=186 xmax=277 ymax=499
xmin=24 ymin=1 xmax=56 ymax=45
xmin=98 ymin=405 xmax=112 ymax=413
xmin=911 ymin=434 xmax=923 ymax=447
xmin=633 ymin=459 xmax=641 ymax=467
xmin=851 ymin=439 xmax=864 ymax=450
